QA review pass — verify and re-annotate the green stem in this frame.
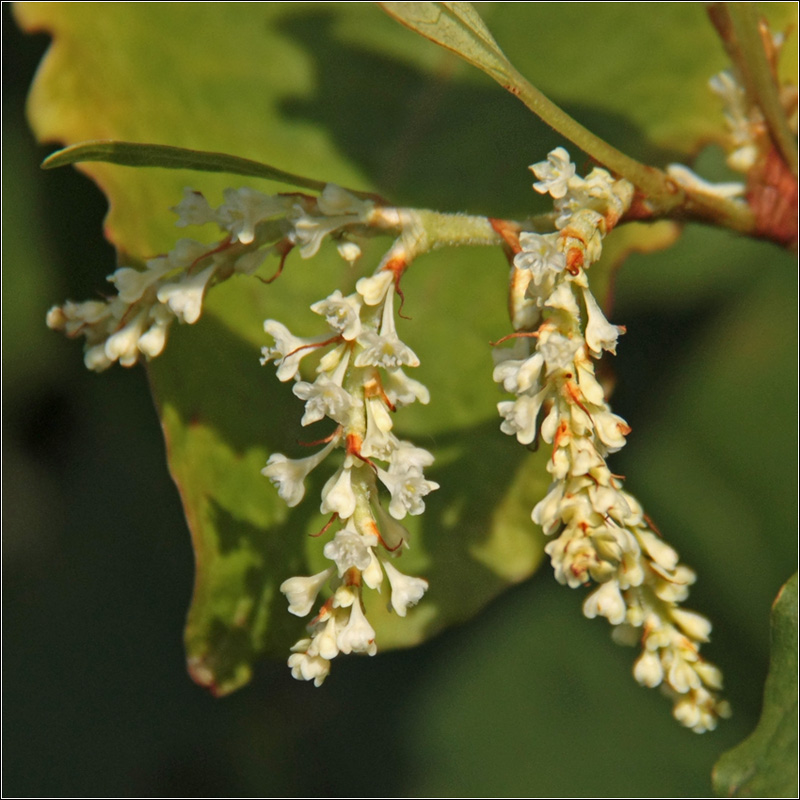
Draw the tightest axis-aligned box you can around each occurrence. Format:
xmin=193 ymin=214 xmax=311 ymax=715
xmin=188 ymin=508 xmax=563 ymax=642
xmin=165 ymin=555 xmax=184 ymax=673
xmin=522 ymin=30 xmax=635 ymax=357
xmin=502 ymin=65 xmax=685 ymax=215
xmin=726 ymin=3 xmax=797 ymax=176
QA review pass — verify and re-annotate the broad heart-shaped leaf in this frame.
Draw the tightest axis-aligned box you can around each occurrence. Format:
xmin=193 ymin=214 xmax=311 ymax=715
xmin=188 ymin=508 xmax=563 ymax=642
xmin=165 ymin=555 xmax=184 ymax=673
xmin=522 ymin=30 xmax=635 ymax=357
xmin=713 ymin=574 xmax=798 ymax=798
xmin=18 ymin=1 xmax=554 ymax=695
xmin=17 ymin=1 xmax=793 ymax=700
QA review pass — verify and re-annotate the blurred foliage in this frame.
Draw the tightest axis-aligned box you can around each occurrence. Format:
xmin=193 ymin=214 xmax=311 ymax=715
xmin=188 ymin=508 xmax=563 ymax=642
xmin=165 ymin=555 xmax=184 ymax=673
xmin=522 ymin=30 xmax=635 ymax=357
xmin=3 ymin=3 xmax=796 ymax=796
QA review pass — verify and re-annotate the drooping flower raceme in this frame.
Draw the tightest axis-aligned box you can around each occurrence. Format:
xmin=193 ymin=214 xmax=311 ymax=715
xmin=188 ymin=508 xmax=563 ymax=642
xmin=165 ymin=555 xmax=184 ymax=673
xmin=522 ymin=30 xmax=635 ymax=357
xmin=261 ymin=233 xmax=436 ymax=686
xmin=493 ymin=149 xmax=730 ymax=733
xmin=46 ymin=188 xmax=299 ymax=371
xmin=45 ymin=184 xmax=381 ymax=372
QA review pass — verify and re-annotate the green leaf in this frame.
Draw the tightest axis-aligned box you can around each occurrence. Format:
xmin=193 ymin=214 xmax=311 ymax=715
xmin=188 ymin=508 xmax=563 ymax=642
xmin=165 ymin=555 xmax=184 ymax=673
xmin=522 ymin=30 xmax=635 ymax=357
xmin=713 ymin=574 xmax=798 ymax=798
xmin=18 ymin=2 xmax=550 ymax=693
xmin=379 ymin=2 xmax=515 ymax=84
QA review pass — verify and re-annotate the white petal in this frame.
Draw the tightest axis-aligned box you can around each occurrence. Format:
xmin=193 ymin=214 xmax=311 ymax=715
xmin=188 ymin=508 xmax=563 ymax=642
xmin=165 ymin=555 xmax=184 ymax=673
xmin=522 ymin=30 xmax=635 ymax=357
xmin=583 ymin=580 xmax=626 ymax=625
xmin=320 ymin=466 xmax=357 ymax=519
xmin=280 ymin=568 xmax=334 ymax=617
xmin=382 ymin=560 xmax=428 ymax=617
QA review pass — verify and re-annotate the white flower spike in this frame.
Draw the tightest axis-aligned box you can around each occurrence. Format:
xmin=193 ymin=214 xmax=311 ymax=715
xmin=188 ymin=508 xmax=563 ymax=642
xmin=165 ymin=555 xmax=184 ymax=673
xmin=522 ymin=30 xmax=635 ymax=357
xmin=494 ymin=149 xmax=728 ymax=732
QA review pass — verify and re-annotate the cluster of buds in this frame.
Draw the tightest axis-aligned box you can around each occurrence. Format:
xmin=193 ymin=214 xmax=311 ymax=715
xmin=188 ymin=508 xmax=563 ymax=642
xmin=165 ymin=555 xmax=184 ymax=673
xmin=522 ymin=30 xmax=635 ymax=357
xmin=493 ymin=148 xmax=730 ymax=732
xmin=261 ymin=235 xmax=436 ymax=685
xmin=44 ymin=182 xmax=386 ymax=372
xmin=709 ymin=68 xmax=766 ymax=173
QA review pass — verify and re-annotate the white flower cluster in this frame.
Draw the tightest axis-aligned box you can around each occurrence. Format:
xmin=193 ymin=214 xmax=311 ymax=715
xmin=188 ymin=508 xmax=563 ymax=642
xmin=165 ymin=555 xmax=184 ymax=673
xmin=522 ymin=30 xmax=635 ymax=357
xmin=261 ymin=264 xmax=435 ymax=686
xmin=709 ymin=69 xmax=764 ymax=173
xmin=494 ymin=148 xmax=729 ymax=732
xmin=46 ymin=183 xmax=376 ymax=372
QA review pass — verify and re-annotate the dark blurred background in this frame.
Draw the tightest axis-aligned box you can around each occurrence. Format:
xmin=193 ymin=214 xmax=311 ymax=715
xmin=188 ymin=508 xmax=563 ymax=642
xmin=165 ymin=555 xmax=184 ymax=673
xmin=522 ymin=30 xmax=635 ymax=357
xmin=3 ymin=5 xmax=795 ymax=797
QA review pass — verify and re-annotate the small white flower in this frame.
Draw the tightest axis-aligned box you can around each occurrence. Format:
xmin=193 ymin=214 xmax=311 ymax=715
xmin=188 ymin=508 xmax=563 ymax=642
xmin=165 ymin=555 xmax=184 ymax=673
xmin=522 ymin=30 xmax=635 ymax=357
xmin=372 ymin=498 xmax=410 ymax=551
xmin=497 ymin=387 xmax=550 ymax=446
xmin=261 ymin=320 xmax=330 ymax=382
xmin=322 ymin=527 xmax=376 ymax=576
xmin=637 ymin=529 xmax=678 ymax=572
xmin=288 ymin=647 xmax=331 ymax=687
xmin=104 ymin=310 xmax=148 ymax=366
xmin=538 ymin=331 xmax=581 ymax=375
xmin=355 ymin=271 xmax=394 ymax=306
xmin=493 ymin=352 xmax=544 ymax=395
xmin=320 ymin=466 xmax=357 ymax=519
xmin=593 ymin=410 xmax=630 ymax=453
xmin=316 ymin=184 xmax=373 ymax=218
xmin=337 ymin=241 xmax=362 ymax=266
xmin=382 ymin=559 xmax=428 ymax=617
xmin=149 ymin=238 xmax=210 ymax=274
xmin=377 ymin=467 xmax=439 ymax=520
xmin=546 ymin=534 xmax=599 ymax=588
xmin=530 ymin=147 xmax=576 ymax=199
xmin=354 ymin=330 xmax=420 ymax=370
xmin=156 ymin=264 xmax=216 ymax=324
xmin=293 ymin=376 xmax=354 ymax=427
xmin=694 ymin=660 xmax=724 ymax=691
xmin=362 ymin=548 xmax=385 ymax=590
xmin=310 ymin=290 xmax=363 ymax=340
xmin=84 ymin=343 xmax=114 ymax=372
xmin=671 ymin=608 xmax=712 ymax=643
xmin=652 ymin=564 xmax=696 ymax=603
xmin=389 ymin=441 xmax=435 ymax=474
xmin=583 ymin=580 xmax=627 ymax=625
xmin=576 ymin=360 xmax=606 ymax=405
xmin=531 ymin=480 xmax=565 ymax=535
xmin=582 ymin=288 xmax=623 ymax=356
xmin=709 ymin=70 xmax=761 ymax=172
xmin=108 ymin=263 xmax=170 ymax=304
xmin=262 ymin=440 xmax=336 ymax=507
xmin=383 ymin=368 xmax=430 ymax=407
xmin=280 ymin=568 xmax=335 ymax=617
xmin=361 ymin=400 xmax=397 ymax=461
xmin=336 ymin=600 xmax=377 ymax=655
xmin=515 ymin=232 xmax=566 ymax=285
xmin=569 ymin=437 xmax=605 ymax=476
xmin=46 ymin=300 xmax=107 ymax=334
xmin=633 ymin=650 xmax=664 ymax=688
xmin=310 ymin=615 xmax=340 ymax=661
xmin=666 ymin=164 xmax=744 ymax=199
xmin=217 ymin=187 xmax=291 ymax=244
xmin=332 ymin=584 xmax=358 ymax=608
xmin=667 ymin=654 xmax=702 ymax=694
xmin=290 ymin=214 xmax=347 ymax=259
xmin=544 ymin=282 xmax=581 ymax=316
xmin=137 ymin=306 xmax=173 ymax=359
xmin=172 ymin=188 xmax=217 ymax=228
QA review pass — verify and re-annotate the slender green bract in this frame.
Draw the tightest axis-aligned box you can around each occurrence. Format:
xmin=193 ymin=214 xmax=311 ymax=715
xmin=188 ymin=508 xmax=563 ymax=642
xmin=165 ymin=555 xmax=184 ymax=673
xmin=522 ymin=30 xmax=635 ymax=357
xmin=42 ymin=140 xmax=379 ymax=201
